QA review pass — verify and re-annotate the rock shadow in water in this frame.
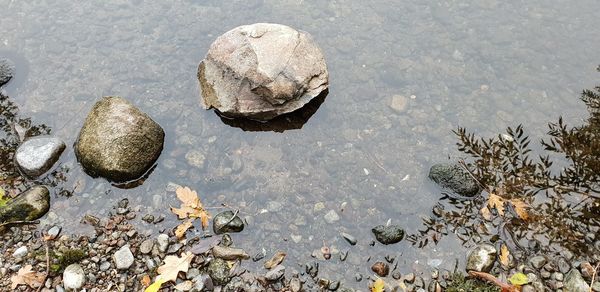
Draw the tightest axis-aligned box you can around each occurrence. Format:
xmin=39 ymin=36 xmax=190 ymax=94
xmin=215 ymin=89 xmax=328 ymax=133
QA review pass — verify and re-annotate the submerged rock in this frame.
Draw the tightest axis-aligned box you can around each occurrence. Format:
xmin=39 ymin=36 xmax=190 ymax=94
xmin=198 ymin=23 xmax=329 ymax=121
xmin=0 ymin=58 xmax=14 ymax=87
xmin=213 ymin=210 xmax=244 ymax=234
xmin=15 ymin=136 xmax=66 ymax=178
xmin=371 ymin=225 xmax=404 ymax=245
xmin=428 ymin=163 xmax=481 ymax=197
xmin=465 ymin=244 xmax=497 ymax=273
xmin=0 ymin=186 xmax=50 ymax=224
xmin=75 ymin=96 xmax=164 ymax=183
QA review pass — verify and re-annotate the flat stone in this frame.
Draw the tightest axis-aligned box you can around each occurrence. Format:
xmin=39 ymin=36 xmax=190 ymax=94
xmin=265 ymin=265 xmax=285 ymax=281
xmin=12 ymin=246 xmax=28 ymax=258
xmin=466 ymin=244 xmax=497 ymax=273
xmin=371 ymin=225 xmax=404 ymax=245
xmin=15 ymin=137 xmax=65 ymax=178
xmin=139 ymin=239 xmax=154 ymax=254
xmin=324 ymin=210 xmax=340 ymax=223
xmin=341 ymin=232 xmax=357 ymax=245
xmin=212 ymin=245 xmax=250 ymax=260
xmin=528 ymin=255 xmax=547 ymax=270
xmin=113 ymin=245 xmax=134 ymax=270
xmin=63 ymin=264 xmax=85 ymax=290
xmin=199 ymin=23 xmax=329 ymax=121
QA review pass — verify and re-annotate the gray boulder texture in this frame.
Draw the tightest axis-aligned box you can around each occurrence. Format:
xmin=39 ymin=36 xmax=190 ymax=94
xmin=428 ymin=163 xmax=481 ymax=197
xmin=75 ymin=96 xmax=164 ymax=183
xmin=15 ymin=136 xmax=66 ymax=178
xmin=0 ymin=186 xmax=50 ymax=224
xmin=198 ymin=23 xmax=329 ymax=121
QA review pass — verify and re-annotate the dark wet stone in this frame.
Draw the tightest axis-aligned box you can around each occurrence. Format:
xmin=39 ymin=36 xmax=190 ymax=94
xmin=428 ymin=163 xmax=481 ymax=197
xmin=465 ymin=244 xmax=497 ymax=273
xmin=0 ymin=186 xmax=50 ymax=224
xmin=75 ymin=96 xmax=165 ymax=183
xmin=208 ymin=258 xmax=230 ymax=285
xmin=371 ymin=261 xmax=389 ymax=277
xmin=0 ymin=58 xmax=14 ymax=87
xmin=213 ymin=211 xmax=244 ymax=235
xmin=341 ymin=232 xmax=357 ymax=245
xmin=15 ymin=136 xmax=66 ymax=178
xmin=371 ymin=224 xmax=404 ymax=244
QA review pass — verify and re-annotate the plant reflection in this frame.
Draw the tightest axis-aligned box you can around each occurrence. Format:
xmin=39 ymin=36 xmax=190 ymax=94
xmin=409 ymin=66 xmax=600 ymax=259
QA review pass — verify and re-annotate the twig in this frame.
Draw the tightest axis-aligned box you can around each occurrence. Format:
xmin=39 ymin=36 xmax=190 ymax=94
xmin=590 ymin=262 xmax=600 ymax=292
xmin=469 ymin=271 xmax=519 ymax=292
xmin=36 ymin=239 xmax=49 ymax=292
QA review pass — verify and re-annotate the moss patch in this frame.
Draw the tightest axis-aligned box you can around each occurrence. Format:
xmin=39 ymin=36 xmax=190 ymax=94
xmin=446 ymin=272 xmax=500 ymax=292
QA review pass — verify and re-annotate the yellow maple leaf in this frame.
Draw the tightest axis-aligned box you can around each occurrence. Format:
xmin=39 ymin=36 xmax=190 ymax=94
xmin=175 ymin=220 xmax=193 ymax=239
xmin=499 ymin=244 xmax=510 ymax=267
xmin=176 ymin=187 xmax=201 ymax=209
xmin=157 ymin=251 xmax=194 ymax=283
xmin=11 ymin=265 xmax=44 ymax=289
xmin=371 ymin=277 xmax=385 ymax=292
xmin=509 ymin=199 xmax=529 ymax=220
xmin=487 ymin=193 xmax=505 ymax=216
xmin=144 ymin=276 xmax=165 ymax=292
xmin=171 ymin=186 xmax=211 ymax=229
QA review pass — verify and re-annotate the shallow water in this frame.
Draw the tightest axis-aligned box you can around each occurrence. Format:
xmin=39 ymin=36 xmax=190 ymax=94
xmin=1 ymin=0 xmax=600 ymax=286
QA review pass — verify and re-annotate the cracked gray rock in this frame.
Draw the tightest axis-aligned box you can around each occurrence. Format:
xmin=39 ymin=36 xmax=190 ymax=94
xmin=198 ymin=23 xmax=329 ymax=121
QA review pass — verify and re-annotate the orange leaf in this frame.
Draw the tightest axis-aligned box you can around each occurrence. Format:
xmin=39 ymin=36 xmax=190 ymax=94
xmin=175 ymin=220 xmax=194 ymax=239
xmin=487 ymin=193 xmax=505 ymax=216
xmin=509 ymin=199 xmax=529 ymax=220
xmin=480 ymin=205 xmax=492 ymax=221
xmin=141 ymin=275 xmax=152 ymax=287
xmin=499 ymin=244 xmax=510 ymax=267
xmin=176 ymin=186 xmax=201 ymax=209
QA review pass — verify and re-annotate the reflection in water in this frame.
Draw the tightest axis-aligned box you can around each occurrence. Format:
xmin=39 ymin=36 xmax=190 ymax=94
xmin=216 ymin=89 xmax=327 ymax=132
xmin=410 ymin=67 xmax=600 ymax=259
xmin=0 ymin=93 xmax=69 ymax=196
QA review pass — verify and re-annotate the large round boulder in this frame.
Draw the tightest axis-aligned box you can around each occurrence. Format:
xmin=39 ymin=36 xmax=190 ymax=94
xmin=75 ymin=96 xmax=164 ymax=183
xmin=198 ymin=23 xmax=329 ymax=121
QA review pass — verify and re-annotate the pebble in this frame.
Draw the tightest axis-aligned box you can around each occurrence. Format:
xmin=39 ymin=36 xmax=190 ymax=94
xmin=529 ymin=255 xmax=547 ymax=270
xmin=265 ymin=265 xmax=285 ymax=281
xmin=371 ymin=224 xmax=405 ymax=245
xmin=99 ymin=261 xmax=111 ymax=271
xmin=323 ymin=210 xmax=340 ymax=223
xmin=290 ymin=277 xmax=302 ymax=292
xmin=341 ymin=232 xmax=357 ymax=245
xmin=140 ymin=239 xmax=154 ymax=254
xmin=12 ymin=246 xmax=28 ymax=258
xmin=389 ymin=94 xmax=408 ymax=112
xmin=371 ymin=262 xmax=389 ymax=277
xmin=156 ymin=234 xmax=169 ymax=252
xmin=46 ymin=226 xmax=62 ymax=239
xmin=212 ymin=245 xmax=250 ymax=260
xmin=392 ymin=271 xmax=401 ymax=280
xmin=113 ymin=245 xmax=134 ymax=270
xmin=212 ymin=211 xmax=245 ymax=234
xmin=63 ymin=264 xmax=85 ymax=290
xmin=465 ymin=244 xmax=497 ymax=273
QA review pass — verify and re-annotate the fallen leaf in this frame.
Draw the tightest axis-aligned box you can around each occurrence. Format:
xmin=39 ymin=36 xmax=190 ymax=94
xmin=175 ymin=220 xmax=194 ymax=239
xmin=508 ymin=272 xmax=528 ymax=286
xmin=144 ymin=276 xmax=165 ymax=292
xmin=480 ymin=205 xmax=492 ymax=221
xmin=264 ymin=251 xmax=286 ymax=269
xmin=499 ymin=244 xmax=510 ymax=267
xmin=10 ymin=265 xmax=44 ymax=289
xmin=509 ymin=199 xmax=529 ymax=220
xmin=487 ymin=193 xmax=505 ymax=216
xmin=190 ymin=235 xmax=222 ymax=255
xmin=170 ymin=186 xmax=211 ymax=230
xmin=371 ymin=277 xmax=384 ymax=292
xmin=157 ymin=251 xmax=194 ymax=283
xmin=0 ymin=186 xmax=8 ymax=207
xmin=140 ymin=275 xmax=151 ymax=287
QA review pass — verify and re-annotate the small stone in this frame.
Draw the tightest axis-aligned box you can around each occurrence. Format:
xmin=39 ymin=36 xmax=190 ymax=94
xmin=156 ymin=234 xmax=169 ymax=252
xmin=185 ymin=150 xmax=205 ymax=169
xmin=15 ymin=137 xmax=66 ymax=178
xmin=167 ymin=243 xmax=183 ymax=254
xmin=140 ymin=239 xmax=154 ymax=254
xmin=265 ymin=265 xmax=285 ymax=281
xmin=12 ymin=246 xmax=28 ymax=258
xmin=564 ymin=269 xmax=590 ymax=292
xmin=428 ymin=163 xmax=481 ymax=197
xmin=341 ymin=232 xmax=357 ymax=245
xmin=113 ymin=245 xmax=134 ymax=270
xmin=592 ymin=281 xmax=600 ymax=292
xmin=371 ymin=225 xmax=404 ymax=244
xmin=46 ymin=226 xmax=61 ymax=239
xmin=389 ymin=95 xmax=408 ymax=112
xmin=314 ymin=202 xmax=325 ymax=212
xmin=142 ymin=214 xmax=154 ymax=223
xmin=186 ymin=268 xmax=200 ymax=279
xmin=324 ymin=210 xmax=340 ymax=223
xmin=0 ymin=58 xmax=14 ymax=87
xmin=63 ymin=264 xmax=85 ymax=290
xmin=465 ymin=244 xmax=497 ymax=273
xmin=392 ymin=271 xmax=402 ymax=280
xmin=192 ymin=274 xmax=214 ymax=291
xmin=355 ymin=273 xmax=362 ymax=282
xmin=212 ymin=245 xmax=250 ymax=260
xmin=290 ymin=277 xmax=302 ymax=292
xmin=99 ymin=261 xmax=111 ymax=271
xmin=529 ymin=256 xmax=547 ymax=270
xmin=207 ymin=258 xmax=230 ymax=285
xmin=404 ymin=272 xmax=415 ymax=283
xmin=339 ymin=250 xmax=348 ymax=261
xmin=371 ymin=262 xmax=389 ymax=277
xmin=213 ymin=211 xmax=244 ymax=235
xmin=117 ymin=198 xmax=129 ymax=208
xmin=553 ymin=272 xmax=564 ymax=282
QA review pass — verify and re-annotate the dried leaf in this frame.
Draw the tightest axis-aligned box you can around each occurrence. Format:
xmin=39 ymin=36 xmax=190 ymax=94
xmin=157 ymin=251 xmax=194 ymax=283
xmin=371 ymin=277 xmax=385 ymax=292
xmin=176 ymin=186 xmax=201 ymax=209
xmin=144 ymin=276 xmax=165 ymax=292
xmin=0 ymin=186 xmax=7 ymax=207
xmin=264 ymin=251 xmax=286 ymax=269
xmin=480 ymin=205 xmax=492 ymax=221
xmin=175 ymin=220 xmax=194 ymax=239
xmin=509 ymin=199 xmax=529 ymax=220
xmin=141 ymin=275 xmax=152 ymax=287
xmin=508 ymin=272 xmax=528 ymax=285
xmin=170 ymin=186 xmax=211 ymax=229
xmin=499 ymin=244 xmax=510 ymax=267
xmin=190 ymin=235 xmax=222 ymax=255
xmin=10 ymin=265 xmax=44 ymax=289
xmin=487 ymin=193 xmax=505 ymax=216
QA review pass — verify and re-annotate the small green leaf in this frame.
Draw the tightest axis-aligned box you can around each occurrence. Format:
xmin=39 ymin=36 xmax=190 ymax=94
xmin=0 ymin=187 xmax=8 ymax=208
xmin=509 ymin=272 xmax=528 ymax=285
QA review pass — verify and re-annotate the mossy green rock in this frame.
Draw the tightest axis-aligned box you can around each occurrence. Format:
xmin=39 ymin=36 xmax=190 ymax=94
xmin=0 ymin=186 xmax=50 ymax=223
xmin=75 ymin=96 xmax=164 ymax=183
xmin=429 ymin=163 xmax=481 ymax=197
xmin=207 ymin=258 xmax=230 ymax=285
